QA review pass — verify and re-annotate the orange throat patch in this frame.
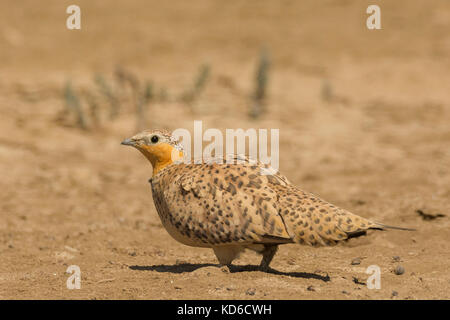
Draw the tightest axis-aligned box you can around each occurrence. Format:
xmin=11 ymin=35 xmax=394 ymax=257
xmin=137 ymin=143 xmax=184 ymax=175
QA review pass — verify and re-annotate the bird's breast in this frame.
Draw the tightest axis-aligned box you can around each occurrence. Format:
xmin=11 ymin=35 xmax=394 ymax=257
xmin=150 ymin=181 xmax=210 ymax=248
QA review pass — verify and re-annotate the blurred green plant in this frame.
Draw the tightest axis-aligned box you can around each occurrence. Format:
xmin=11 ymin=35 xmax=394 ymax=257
xmin=115 ymin=68 xmax=154 ymax=130
xmin=60 ymin=63 xmax=212 ymax=131
xmin=249 ymin=48 xmax=270 ymax=119
xmin=135 ymin=80 xmax=154 ymax=131
xmin=181 ymin=64 xmax=210 ymax=104
xmin=63 ymin=81 xmax=87 ymax=130
xmin=321 ymin=79 xmax=332 ymax=102
xmin=95 ymin=74 xmax=120 ymax=120
xmin=82 ymin=89 xmax=100 ymax=127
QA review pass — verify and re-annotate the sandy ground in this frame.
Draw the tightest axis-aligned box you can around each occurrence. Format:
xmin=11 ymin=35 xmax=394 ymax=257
xmin=0 ymin=0 xmax=449 ymax=299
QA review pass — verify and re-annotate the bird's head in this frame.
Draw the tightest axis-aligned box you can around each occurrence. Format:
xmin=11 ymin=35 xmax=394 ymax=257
xmin=121 ymin=129 xmax=184 ymax=175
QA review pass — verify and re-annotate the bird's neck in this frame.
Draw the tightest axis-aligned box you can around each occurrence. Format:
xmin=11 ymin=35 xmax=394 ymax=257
xmin=139 ymin=144 xmax=184 ymax=175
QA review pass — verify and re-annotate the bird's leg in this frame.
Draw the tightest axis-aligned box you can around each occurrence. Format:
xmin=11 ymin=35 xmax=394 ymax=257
xmin=259 ymin=244 xmax=278 ymax=272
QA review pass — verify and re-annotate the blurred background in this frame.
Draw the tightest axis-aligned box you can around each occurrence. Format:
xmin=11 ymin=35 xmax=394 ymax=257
xmin=0 ymin=0 xmax=449 ymax=299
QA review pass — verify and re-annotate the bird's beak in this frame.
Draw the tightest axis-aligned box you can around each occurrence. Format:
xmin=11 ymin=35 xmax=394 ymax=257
xmin=121 ymin=138 xmax=136 ymax=147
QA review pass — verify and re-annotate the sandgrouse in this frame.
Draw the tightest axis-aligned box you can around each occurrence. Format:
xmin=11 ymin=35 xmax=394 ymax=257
xmin=122 ymin=129 xmax=413 ymax=271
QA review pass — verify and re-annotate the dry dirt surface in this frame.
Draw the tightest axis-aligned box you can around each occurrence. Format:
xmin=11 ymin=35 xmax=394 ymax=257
xmin=1 ymin=0 xmax=449 ymax=299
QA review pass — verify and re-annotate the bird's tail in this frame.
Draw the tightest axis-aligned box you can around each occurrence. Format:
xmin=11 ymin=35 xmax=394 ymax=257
xmin=372 ymin=222 xmax=416 ymax=231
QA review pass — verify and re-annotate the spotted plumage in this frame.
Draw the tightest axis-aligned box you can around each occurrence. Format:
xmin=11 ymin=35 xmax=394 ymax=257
xmin=122 ymin=129 xmax=413 ymax=271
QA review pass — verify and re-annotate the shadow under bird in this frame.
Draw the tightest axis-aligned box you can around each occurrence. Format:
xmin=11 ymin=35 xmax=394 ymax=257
xmin=121 ymin=129 xmax=414 ymax=272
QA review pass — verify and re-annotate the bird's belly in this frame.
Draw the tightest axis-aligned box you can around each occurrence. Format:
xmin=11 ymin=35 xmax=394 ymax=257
xmin=159 ymin=218 xmax=211 ymax=248
xmin=153 ymin=201 xmax=209 ymax=248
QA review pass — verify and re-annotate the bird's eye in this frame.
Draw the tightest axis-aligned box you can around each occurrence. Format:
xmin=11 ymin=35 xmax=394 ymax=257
xmin=151 ymin=135 xmax=159 ymax=144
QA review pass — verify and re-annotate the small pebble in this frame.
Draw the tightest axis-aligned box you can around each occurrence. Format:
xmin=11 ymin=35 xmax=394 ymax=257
xmin=392 ymin=256 xmax=401 ymax=262
xmin=392 ymin=291 xmax=398 ymax=297
xmin=287 ymin=259 xmax=296 ymax=265
xmin=245 ymin=288 xmax=256 ymax=296
xmin=351 ymin=258 xmax=361 ymax=265
xmin=352 ymin=277 xmax=365 ymax=285
xmin=394 ymin=265 xmax=405 ymax=275
xmin=307 ymin=285 xmax=315 ymax=292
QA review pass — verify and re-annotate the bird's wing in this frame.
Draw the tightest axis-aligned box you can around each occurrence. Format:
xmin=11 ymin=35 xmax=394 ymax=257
xmin=272 ymin=183 xmax=386 ymax=246
xmin=161 ymin=160 xmax=294 ymax=246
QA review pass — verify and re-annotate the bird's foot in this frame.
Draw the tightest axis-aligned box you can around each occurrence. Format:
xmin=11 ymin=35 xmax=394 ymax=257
xmin=219 ymin=264 xmax=232 ymax=273
xmin=258 ymin=263 xmax=273 ymax=273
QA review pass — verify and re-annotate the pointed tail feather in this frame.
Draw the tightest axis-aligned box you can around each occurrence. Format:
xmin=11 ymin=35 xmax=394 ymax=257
xmin=372 ymin=222 xmax=416 ymax=231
